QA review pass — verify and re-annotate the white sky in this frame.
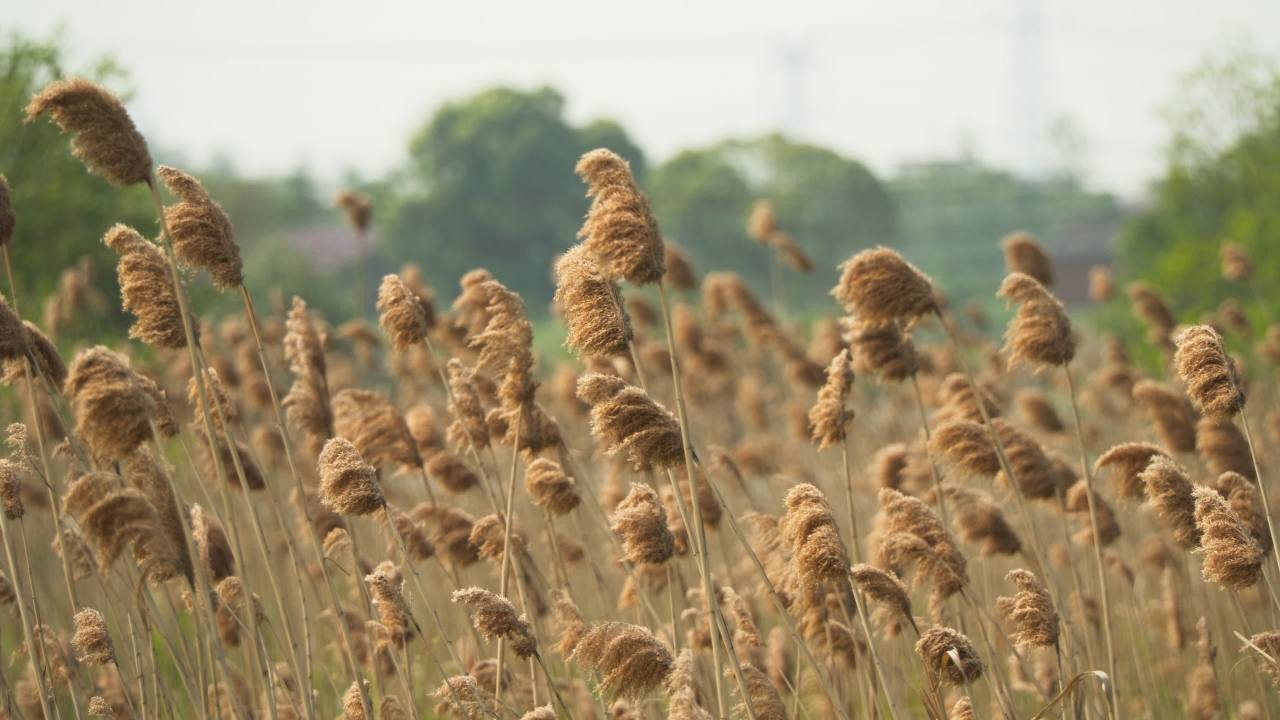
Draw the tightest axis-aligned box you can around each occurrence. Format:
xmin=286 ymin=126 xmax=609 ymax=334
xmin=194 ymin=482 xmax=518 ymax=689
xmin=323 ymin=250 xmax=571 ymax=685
xmin=10 ymin=0 xmax=1280 ymax=198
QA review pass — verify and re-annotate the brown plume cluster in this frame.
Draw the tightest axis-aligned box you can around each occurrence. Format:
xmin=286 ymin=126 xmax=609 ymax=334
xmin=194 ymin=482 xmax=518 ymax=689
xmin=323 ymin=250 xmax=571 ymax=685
xmin=1174 ymin=325 xmax=1244 ymax=417
xmin=832 ymin=247 xmax=936 ymax=325
xmin=610 ymin=483 xmax=675 ymax=565
xmin=64 ymin=347 xmax=164 ymax=460
xmin=62 ymin=470 xmax=183 ymax=583
xmin=570 ymin=621 xmax=673 ymax=700
xmin=1095 ymin=442 xmax=1168 ymax=500
xmin=1132 ymin=380 xmax=1198 ymax=452
xmin=1193 ymin=485 xmax=1262 ymax=589
xmin=366 ymin=561 xmax=413 ymax=650
xmin=376 ymin=274 xmax=431 ymax=352
xmin=847 ymin=320 xmax=918 ymax=382
xmin=524 ymin=457 xmax=580 ymax=516
xmin=575 ymin=149 xmax=665 ymax=286
xmin=1221 ymin=241 xmax=1252 ymax=281
xmin=1128 ymin=282 xmax=1176 ymax=350
xmin=915 ymin=626 xmax=984 ymax=686
xmin=452 ymin=587 xmax=537 ymax=658
xmin=851 ymin=563 xmax=915 ymax=637
xmin=995 ymin=569 xmax=1059 ymax=649
xmin=25 ymin=78 xmax=152 ymax=186
xmin=877 ymin=488 xmax=968 ymax=601
xmin=554 ymin=244 xmax=633 ymax=358
xmin=1000 ymin=231 xmax=1053 ymax=286
xmin=334 ymin=190 xmax=372 ymax=233
xmin=577 ymin=373 xmax=683 ymax=469
xmin=283 ymin=297 xmax=333 ymax=453
xmin=103 ymin=224 xmax=190 ymax=349
xmin=332 ymin=389 xmax=420 ymax=473
xmin=779 ymin=483 xmax=848 ymax=586
xmin=808 ymin=349 xmax=854 ymax=449
xmin=318 ymin=438 xmax=385 ymax=516
xmin=156 ymin=166 xmax=243 ymax=289
xmin=70 ymin=608 xmax=115 ymax=666
xmin=997 ymin=273 xmax=1074 ymax=369
xmin=1140 ymin=456 xmax=1200 ymax=548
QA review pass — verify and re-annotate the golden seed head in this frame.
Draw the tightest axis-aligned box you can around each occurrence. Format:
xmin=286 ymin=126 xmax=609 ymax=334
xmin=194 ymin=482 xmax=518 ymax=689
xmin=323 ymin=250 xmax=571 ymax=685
xmin=25 ymin=77 xmax=152 ymax=186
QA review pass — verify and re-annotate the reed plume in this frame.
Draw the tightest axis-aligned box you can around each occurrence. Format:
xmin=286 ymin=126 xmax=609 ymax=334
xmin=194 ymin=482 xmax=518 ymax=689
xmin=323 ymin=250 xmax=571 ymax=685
xmin=335 ymin=191 xmax=372 ymax=233
xmin=425 ymin=451 xmax=480 ymax=494
xmin=155 ymin=165 xmax=242 ymax=289
xmin=445 ymin=359 xmax=491 ymax=452
xmin=1095 ymin=442 xmax=1169 ymax=500
xmin=104 ymin=224 xmax=191 ymax=349
xmin=664 ymin=242 xmax=698 ymax=290
xmin=283 ymin=296 xmax=333 ymax=453
xmin=995 ymin=569 xmax=1058 ymax=648
xmin=1192 ymin=485 xmax=1262 ymax=589
xmin=554 ymin=244 xmax=633 ymax=358
xmin=416 ymin=504 xmax=479 ymax=567
xmin=24 ymin=77 xmax=152 ymax=186
xmin=992 ymin=418 xmax=1057 ymax=499
xmin=930 ymin=419 xmax=999 ymax=477
xmin=366 ymin=561 xmax=413 ymax=649
xmin=452 ymin=587 xmax=537 ymax=658
xmin=1140 ymin=456 xmax=1200 ymax=548
xmin=332 ymin=388 xmax=420 ymax=473
xmin=847 ymin=319 xmax=918 ymax=382
xmin=666 ymin=649 xmax=713 ymax=720
xmin=71 ymin=608 xmax=115 ymax=666
xmin=524 ymin=457 xmax=580 ymax=516
xmin=915 ymin=626 xmax=984 ymax=686
xmin=64 ymin=346 xmax=160 ymax=460
xmin=570 ymin=621 xmax=674 ymax=700
xmin=1128 ymin=282 xmax=1176 ymax=349
xmin=1174 ymin=325 xmax=1244 ymax=418
xmin=190 ymin=503 xmax=235 ymax=582
xmin=123 ymin=448 xmax=195 ymax=582
xmin=851 ymin=563 xmax=915 ymax=636
xmin=376 ymin=274 xmax=431 ymax=352
xmin=577 ymin=373 xmax=683 ymax=469
xmin=380 ymin=503 xmax=435 ymax=561
xmin=1196 ymin=416 xmax=1254 ymax=479
xmin=1132 ymin=380 xmax=1198 ymax=452
xmin=997 ymin=272 xmax=1074 ymax=368
xmin=1186 ymin=617 xmax=1220 ymax=720
xmin=1015 ymin=388 xmax=1064 ymax=433
xmin=944 ymin=486 xmax=1023 ymax=557
xmin=1088 ymin=265 xmax=1113 ymax=302
xmin=779 ymin=483 xmax=848 ymax=585
xmin=1247 ymin=632 xmax=1280 ymax=689
xmin=575 ymin=148 xmax=665 ymax=286
xmin=2 ymin=321 xmax=66 ymax=388
xmin=318 ymin=438 xmax=385 ymax=516
xmin=63 ymin=471 xmax=182 ymax=582
xmin=1001 ymin=231 xmax=1053 ymax=286
xmin=611 ymin=483 xmax=675 ymax=565
xmin=1221 ymin=241 xmax=1252 ymax=281
xmin=831 ymin=247 xmax=936 ymax=325
xmin=808 ymin=349 xmax=854 ymax=449
xmin=1215 ymin=471 xmax=1271 ymax=555
xmin=877 ymin=487 xmax=969 ymax=599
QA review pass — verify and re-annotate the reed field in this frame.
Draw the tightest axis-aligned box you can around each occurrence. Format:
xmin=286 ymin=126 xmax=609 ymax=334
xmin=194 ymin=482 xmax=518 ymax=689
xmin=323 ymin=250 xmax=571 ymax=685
xmin=0 ymin=75 xmax=1278 ymax=720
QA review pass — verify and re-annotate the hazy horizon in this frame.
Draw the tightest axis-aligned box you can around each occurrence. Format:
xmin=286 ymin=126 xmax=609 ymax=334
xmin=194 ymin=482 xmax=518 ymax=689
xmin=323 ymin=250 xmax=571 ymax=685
xmin=10 ymin=0 xmax=1280 ymax=199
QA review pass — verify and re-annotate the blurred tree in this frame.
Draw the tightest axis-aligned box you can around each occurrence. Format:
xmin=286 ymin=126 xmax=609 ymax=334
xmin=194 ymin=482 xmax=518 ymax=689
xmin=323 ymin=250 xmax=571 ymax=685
xmin=1114 ymin=47 xmax=1280 ymax=348
xmin=648 ymin=133 xmax=896 ymax=310
xmin=0 ymin=33 xmax=153 ymax=341
xmin=383 ymin=86 xmax=646 ymax=311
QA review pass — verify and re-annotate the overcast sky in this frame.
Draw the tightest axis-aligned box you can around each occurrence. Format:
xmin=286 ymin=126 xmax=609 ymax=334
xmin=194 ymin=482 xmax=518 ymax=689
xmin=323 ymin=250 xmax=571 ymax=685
xmin=10 ymin=1 xmax=1279 ymax=198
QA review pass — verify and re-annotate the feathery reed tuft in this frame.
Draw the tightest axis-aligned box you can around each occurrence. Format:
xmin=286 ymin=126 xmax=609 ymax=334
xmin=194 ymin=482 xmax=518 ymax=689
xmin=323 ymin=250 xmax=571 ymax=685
xmin=156 ymin=166 xmax=242 ymax=289
xmin=554 ymin=244 xmax=633 ymax=358
xmin=808 ymin=349 xmax=854 ymax=449
xmin=71 ymin=608 xmax=115 ymax=666
xmin=282 ymin=296 xmax=333 ymax=453
xmin=577 ymin=373 xmax=683 ymax=468
xmin=1132 ymin=380 xmax=1198 ymax=452
xmin=25 ymin=77 xmax=152 ymax=186
xmin=318 ymin=438 xmax=385 ymax=516
xmin=570 ymin=621 xmax=674 ymax=700
xmin=996 ymin=569 xmax=1059 ymax=648
xmin=1095 ymin=442 xmax=1168 ymax=500
xmin=1193 ymin=484 xmax=1262 ymax=589
xmin=997 ymin=272 xmax=1074 ymax=368
xmin=524 ymin=457 xmax=580 ymax=516
xmin=575 ymin=149 xmax=665 ymax=286
xmin=1174 ymin=325 xmax=1244 ymax=417
xmin=780 ymin=483 xmax=848 ymax=585
xmin=64 ymin=347 xmax=160 ymax=460
xmin=1001 ymin=231 xmax=1053 ymax=286
xmin=452 ymin=587 xmax=537 ymax=658
xmin=104 ymin=224 xmax=191 ymax=349
xmin=610 ymin=483 xmax=675 ymax=565
xmin=832 ymin=247 xmax=936 ymax=325
xmin=376 ymin=274 xmax=430 ymax=352
xmin=332 ymin=388 xmax=420 ymax=473
xmin=1221 ymin=242 xmax=1252 ymax=281
xmin=915 ymin=626 xmax=984 ymax=686
xmin=847 ymin=319 xmax=918 ymax=382
xmin=366 ymin=561 xmax=413 ymax=649
xmin=1141 ymin=456 xmax=1200 ymax=548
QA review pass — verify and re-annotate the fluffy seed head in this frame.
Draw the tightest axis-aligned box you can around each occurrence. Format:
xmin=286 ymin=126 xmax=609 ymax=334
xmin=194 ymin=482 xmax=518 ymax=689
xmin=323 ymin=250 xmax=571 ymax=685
xmin=318 ymin=438 xmax=385 ymax=516
xmin=1193 ymin=484 xmax=1263 ymax=589
xmin=1128 ymin=282 xmax=1176 ymax=349
xmin=377 ymin=274 xmax=430 ymax=352
xmin=877 ymin=488 xmax=969 ymax=599
xmin=452 ymin=587 xmax=537 ymax=658
xmin=832 ymin=247 xmax=936 ymax=325
xmin=1196 ymin=417 xmax=1254 ymax=480
xmin=808 ymin=350 xmax=854 ymax=450
xmin=570 ymin=621 xmax=674 ymax=701
xmin=1174 ymin=325 xmax=1244 ymax=418
xmin=847 ymin=320 xmax=918 ymax=382
xmin=335 ymin=190 xmax=372 ymax=233
xmin=1088 ymin=266 xmax=1113 ymax=302
xmin=524 ymin=457 xmax=580 ymax=516
xmin=915 ymin=626 xmax=984 ymax=686
xmin=780 ymin=483 xmax=848 ymax=585
xmin=663 ymin=243 xmax=697 ymax=290
xmin=104 ymin=224 xmax=191 ymax=349
xmin=282 ymin=296 xmax=333 ymax=453
xmin=156 ymin=166 xmax=242 ymax=289
xmin=554 ymin=244 xmax=633 ymax=358
xmin=851 ymin=563 xmax=913 ymax=628
xmin=1215 ymin=471 xmax=1272 ymax=556
xmin=995 ymin=569 xmax=1058 ymax=648
xmin=25 ymin=77 xmax=152 ymax=186
xmin=1221 ymin=242 xmax=1252 ymax=281
xmin=575 ymin=149 xmax=665 ymax=286
xmin=611 ymin=483 xmax=675 ymax=565
xmin=366 ymin=562 xmax=413 ymax=649
xmin=998 ymin=273 xmax=1074 ymax=368
xmin=930 ymin=420 xmax=999 ymax=477
xmin=71 ymin=608 xmax=115 ymax=665
xmin=1140 ymin=456 xmax=1200 ymax=548
xmin=577 ymin=373 xmax=683 ymax=469
xmin=1132 ymin=380 xmax=1198 ymax=453
xmin=1001 ymin=231 xmax=1053 ymax=286
xmin=190 ymin=504 xmax=235 ymax=581
xmin=332 ymin=388 xmax=421 ymax=473
xmin=64 ymin=347 xmax=159 ymax=460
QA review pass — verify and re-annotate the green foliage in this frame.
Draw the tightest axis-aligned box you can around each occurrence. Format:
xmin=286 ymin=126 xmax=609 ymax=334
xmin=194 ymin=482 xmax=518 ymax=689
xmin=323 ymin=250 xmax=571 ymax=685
xmin=648 ymin=133 xmax=896 ymax=308
xmin=1115 ymin=48 xmax=1280 ymax=347
xmin=383 ymin=86 xmax=647 ymax=310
